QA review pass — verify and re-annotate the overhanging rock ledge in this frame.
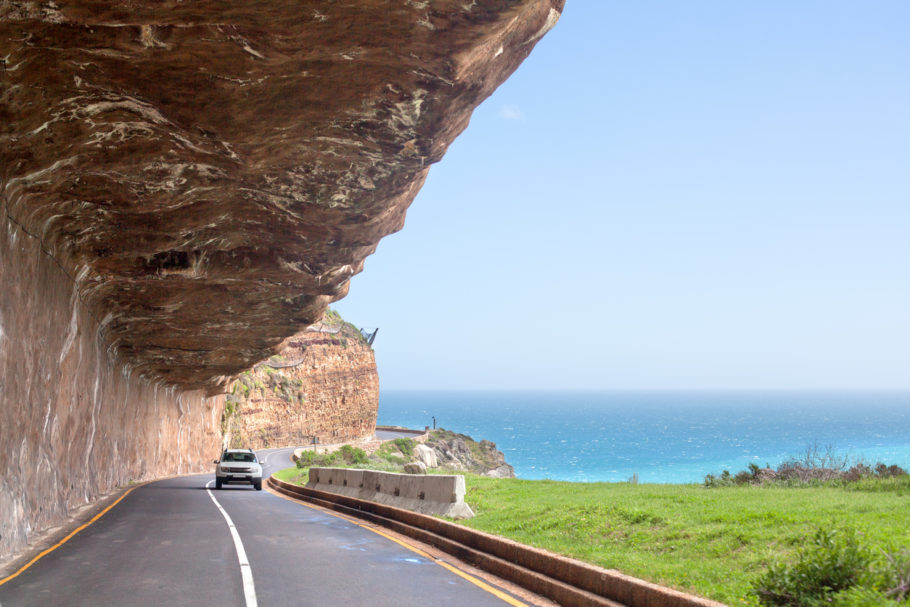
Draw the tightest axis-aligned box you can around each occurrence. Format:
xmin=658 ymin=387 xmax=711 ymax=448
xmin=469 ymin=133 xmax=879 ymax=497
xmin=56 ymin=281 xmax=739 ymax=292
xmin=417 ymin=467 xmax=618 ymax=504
xmin=0 ymin=0 xmax=564 ymax=392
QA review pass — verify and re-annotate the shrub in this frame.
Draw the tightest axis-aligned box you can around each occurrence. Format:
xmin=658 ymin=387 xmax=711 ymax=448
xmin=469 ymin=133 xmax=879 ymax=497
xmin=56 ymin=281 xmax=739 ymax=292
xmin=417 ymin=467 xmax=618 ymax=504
xmin=376 ymin=440 xmax=413 ymax=465
xmin=753 ymin=528 xmax=873 ymax=606
xmin=734 ymin=470 xmax=753 ymax=485
xmin=875 ymin=463 xmax=909 ymax=478
xmin=828 ymin=587 xmax=902 ymax=607
xmin=339 ymin=444 xmax=368 ymax=465
xmin=392 ymin=438 xmax=415 ymax=456
xmin=704 ymin=443 xmax=908 ymax=488
xmin=880 ymin=547 xmax=910 ymax=602
xmin=703 ymin=469 xmax=734 ymax=487
xmin=296 ymin=450 xmax=317 ymax=468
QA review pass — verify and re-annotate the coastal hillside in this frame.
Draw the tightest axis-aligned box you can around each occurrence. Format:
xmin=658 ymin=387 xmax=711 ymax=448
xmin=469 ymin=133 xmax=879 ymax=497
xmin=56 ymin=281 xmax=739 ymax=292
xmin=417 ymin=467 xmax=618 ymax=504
xmin=222 ymin=310 xmax=379 ymax=449
xmin=425 ymin=429 xmax=516 ymax=478
xmin=289 ymin=428 xmax=515 ymax=478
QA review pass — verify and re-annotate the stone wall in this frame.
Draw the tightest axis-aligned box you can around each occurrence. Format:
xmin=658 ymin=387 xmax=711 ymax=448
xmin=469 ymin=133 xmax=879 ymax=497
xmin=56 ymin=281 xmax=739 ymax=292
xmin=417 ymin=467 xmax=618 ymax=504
xmin=0 ymin=212 xmax=223 ymax=561
xmin=224 ymin=326 xmax=379 ymax=449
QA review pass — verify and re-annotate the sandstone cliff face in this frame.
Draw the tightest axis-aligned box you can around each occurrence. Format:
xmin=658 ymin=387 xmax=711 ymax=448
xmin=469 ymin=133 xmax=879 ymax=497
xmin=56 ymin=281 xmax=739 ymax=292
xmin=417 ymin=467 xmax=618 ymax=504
xmin=223 ymin=313 xmax=379 ymax=449
xmin=0 ymin=0 xmax=561 ymax=563
xmin=0 ymin=220 xmax=222 ymax=561
xmin=0 ymin=0 xmax=564 ymax=391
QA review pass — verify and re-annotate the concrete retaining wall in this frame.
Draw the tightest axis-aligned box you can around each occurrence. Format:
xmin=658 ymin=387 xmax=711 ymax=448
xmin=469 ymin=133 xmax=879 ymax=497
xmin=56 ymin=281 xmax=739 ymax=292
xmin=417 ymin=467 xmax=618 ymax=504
xmin=270 ymin=476 xmax=726 ymax=607
xmin=307 ymin=467 xmax=474 ymax=519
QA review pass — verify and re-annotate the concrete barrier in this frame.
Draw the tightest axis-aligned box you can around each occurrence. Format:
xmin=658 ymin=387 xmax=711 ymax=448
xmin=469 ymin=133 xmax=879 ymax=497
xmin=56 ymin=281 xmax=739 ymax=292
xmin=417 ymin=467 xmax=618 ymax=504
xmin=307 ymin=467 xmax=474 ymax=519
xmin=270 ymin=475 xmax=726 ymax=607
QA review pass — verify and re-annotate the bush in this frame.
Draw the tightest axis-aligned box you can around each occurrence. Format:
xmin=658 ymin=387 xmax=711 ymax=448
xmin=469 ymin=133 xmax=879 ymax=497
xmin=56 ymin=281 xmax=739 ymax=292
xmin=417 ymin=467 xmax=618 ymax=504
xmin=704 ymin=443 xmax=909 ymax=488
xmin=339 ymin=444 xmax=368 ymax=465
xmin=296 ymin=450 xmax=317 ymax=468
xmin=828 ymin=587 xmax=903 ymax=607
xmin=753 ymin=528 xmax=873 ymax=606
xmin=879 ymin=548 xmax=910 ymax=602
xmin=875 ymin=463 xmax=909 ymax=478
xmin=375 ymin=438 xmax=416 ymax=465
xmin=393 ymin=437 xmax=415 ymax=455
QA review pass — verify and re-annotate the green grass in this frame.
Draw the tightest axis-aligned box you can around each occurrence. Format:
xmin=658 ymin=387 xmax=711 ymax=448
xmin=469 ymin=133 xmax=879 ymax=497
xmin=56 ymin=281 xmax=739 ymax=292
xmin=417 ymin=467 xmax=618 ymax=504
xmin=272 ymin=466 xmax=308 ymax=484
xmin=456 ymin=476 xmax=910 ymax=605
xmin=270 ymin=465 xmax=910 ymax=604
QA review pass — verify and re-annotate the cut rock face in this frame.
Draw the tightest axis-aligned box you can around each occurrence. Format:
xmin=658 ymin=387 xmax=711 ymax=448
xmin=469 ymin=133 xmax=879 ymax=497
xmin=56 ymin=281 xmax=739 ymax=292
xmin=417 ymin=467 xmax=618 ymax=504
xmin=0 ymin=0 xmax=564 ymax=392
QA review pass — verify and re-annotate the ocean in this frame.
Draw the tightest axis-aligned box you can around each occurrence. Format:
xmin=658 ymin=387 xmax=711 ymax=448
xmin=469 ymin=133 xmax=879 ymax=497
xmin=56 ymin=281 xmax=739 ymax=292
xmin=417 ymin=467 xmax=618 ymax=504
xmin=376 ymin=391 xmax=910 ymax=484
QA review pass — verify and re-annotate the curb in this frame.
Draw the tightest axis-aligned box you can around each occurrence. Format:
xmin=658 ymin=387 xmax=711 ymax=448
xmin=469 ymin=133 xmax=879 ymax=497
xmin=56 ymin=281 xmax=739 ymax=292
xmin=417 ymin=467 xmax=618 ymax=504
xmin=268 ymin=476 xmax=726 ymax=607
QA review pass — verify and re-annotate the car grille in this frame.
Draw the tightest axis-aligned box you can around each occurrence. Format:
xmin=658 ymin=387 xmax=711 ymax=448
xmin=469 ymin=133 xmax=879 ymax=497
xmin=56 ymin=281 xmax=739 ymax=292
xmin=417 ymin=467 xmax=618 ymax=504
xmin=228 ymin=467 xmax=251 ymax=473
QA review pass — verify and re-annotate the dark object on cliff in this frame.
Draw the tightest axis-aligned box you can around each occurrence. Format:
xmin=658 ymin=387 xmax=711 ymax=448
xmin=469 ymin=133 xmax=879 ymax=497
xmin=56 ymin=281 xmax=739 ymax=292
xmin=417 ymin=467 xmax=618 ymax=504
xmin=360 ymin=328 xmax=379 ymax=346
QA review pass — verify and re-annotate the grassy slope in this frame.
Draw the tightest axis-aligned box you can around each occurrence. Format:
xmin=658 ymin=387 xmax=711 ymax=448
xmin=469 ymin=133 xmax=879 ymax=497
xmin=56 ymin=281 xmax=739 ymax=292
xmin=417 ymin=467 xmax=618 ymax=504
xmin=457 ymin=476 xmax=910 ymax=605
xmin=272 ymin=466 xmax=308 ymax=484
xmin=271 ymin=465 xmax=909 ymax=604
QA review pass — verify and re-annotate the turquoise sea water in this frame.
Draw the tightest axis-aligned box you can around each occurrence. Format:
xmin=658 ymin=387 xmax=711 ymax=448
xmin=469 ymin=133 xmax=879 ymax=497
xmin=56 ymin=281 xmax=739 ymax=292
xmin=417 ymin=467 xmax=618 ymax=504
xmin=377 ymin=391 xmax=910 ymax=484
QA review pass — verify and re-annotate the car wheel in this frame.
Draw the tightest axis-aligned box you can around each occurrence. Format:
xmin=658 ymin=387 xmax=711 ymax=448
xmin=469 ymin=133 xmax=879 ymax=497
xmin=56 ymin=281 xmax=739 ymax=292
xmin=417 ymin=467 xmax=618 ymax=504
xmin=254 ymin=479 xmax=262 ymax=491
xmin=215 ymin=478 xmax=223 ymax=490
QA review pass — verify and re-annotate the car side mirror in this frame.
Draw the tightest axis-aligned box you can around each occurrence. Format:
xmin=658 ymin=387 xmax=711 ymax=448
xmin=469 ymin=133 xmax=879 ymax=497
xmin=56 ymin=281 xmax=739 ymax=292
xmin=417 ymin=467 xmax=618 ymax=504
xmin=213 ymin=460 xmax=219 ymax=464
xmin=259 ymin=460 xmax=265 ymax=464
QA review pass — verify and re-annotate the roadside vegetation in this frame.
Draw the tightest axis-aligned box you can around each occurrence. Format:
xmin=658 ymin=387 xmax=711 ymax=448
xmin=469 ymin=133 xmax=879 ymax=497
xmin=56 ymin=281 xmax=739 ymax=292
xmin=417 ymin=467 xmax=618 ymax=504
xmin=273 ymin=443 xmax=909 ymax=605
xmin=704 ymin=443 xmax=908 ymax=488
xmin=276 ymin=440 xmax=419 ymax=485
xmin=458 ymin=473 xmax=909 ymax=605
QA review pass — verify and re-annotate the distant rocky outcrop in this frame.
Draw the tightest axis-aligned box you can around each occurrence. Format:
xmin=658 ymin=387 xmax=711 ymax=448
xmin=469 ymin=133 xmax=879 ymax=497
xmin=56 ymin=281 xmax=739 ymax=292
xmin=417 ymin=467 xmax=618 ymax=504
xmin=221 ymin=310 xmax=378 ymax=449
xmin=425 ymin=429 xmax=515 ymax=478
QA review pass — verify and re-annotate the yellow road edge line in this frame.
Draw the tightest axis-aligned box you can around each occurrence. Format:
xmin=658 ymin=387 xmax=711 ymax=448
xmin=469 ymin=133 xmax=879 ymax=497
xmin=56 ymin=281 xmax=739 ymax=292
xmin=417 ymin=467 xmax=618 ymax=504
xmin=266 ymin=482 xmax=527 ymax=607
xmin=0 ymin=484 xmax=143 ymax=587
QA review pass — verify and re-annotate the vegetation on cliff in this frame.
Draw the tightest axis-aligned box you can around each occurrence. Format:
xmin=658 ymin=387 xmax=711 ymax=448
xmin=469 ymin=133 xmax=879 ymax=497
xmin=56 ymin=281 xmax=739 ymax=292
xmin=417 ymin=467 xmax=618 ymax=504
xmin=281 ymin=429 xmax=514 ymax=482
xmin=221 ymin=308 xmax=379 ymax=449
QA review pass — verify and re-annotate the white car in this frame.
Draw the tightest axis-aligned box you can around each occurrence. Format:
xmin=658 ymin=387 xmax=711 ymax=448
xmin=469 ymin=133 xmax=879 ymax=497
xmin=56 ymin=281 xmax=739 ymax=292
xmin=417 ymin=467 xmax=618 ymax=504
xmin=214 ymin=448 xmax=263 ymax=490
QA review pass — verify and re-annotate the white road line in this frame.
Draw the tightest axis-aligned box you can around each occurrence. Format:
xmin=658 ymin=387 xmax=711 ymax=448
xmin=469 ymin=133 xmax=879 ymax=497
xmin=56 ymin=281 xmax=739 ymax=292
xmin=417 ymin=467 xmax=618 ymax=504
xmin=205 ymin=480 xmax=258 ymax=607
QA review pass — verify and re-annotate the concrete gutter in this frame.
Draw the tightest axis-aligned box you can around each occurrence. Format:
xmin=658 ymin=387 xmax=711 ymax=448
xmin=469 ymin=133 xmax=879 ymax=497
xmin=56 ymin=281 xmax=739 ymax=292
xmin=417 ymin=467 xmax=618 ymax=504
xmin=269 ymin=476 xmax=727 ymax=607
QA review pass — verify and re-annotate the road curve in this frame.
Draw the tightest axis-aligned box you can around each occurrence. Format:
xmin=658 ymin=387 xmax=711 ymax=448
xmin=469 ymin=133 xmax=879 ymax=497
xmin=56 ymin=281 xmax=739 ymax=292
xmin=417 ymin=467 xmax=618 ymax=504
xmin=0 ymin=447 xmax=524 ymax=607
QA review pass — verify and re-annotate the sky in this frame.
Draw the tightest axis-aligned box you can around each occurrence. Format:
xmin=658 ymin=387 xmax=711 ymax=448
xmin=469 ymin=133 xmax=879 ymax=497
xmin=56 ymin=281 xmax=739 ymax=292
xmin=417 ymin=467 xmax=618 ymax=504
xmin=334 ymin=2 xmax=910 ymax=391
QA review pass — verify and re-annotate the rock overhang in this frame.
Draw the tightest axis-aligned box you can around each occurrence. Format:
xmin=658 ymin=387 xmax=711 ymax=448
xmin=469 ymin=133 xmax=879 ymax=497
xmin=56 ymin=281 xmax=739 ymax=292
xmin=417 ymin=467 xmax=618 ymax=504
xmin=0 ymin=0 xmax=564 ymax=392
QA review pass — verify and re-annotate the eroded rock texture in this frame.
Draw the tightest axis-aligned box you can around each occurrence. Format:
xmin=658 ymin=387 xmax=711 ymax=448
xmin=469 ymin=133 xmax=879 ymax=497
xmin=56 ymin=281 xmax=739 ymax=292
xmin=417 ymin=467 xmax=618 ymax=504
xmin=0 ymin=219 xmax=223 ymax=560
xmin=223 ymin=316 xmax=379 ymax=449
xmin=0 ymin=0 xmax=562 ymax=562
xmin=0 ymin=0 xmax=564 ymax=391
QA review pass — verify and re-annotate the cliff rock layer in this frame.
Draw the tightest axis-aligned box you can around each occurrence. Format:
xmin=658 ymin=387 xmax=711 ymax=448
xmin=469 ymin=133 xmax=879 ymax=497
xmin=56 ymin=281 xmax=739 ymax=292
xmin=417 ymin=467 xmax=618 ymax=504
xmin=0 ymin=0 xmax=564 ymax=392
xmin=0 ymin=219 xmax=222 ymax=560
xmin=223 ymin=312 xmax=379 ymax=449
xmin=0 ymin=0 xmax=561 ymax=563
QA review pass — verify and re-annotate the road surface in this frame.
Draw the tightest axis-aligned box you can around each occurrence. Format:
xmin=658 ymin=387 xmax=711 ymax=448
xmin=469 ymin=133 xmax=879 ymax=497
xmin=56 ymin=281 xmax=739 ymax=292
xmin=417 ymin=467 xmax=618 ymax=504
xmin=374 ymin=428 xmax=426 ymax=440
xmin=0 ymin=447 xmax=525 ymax=607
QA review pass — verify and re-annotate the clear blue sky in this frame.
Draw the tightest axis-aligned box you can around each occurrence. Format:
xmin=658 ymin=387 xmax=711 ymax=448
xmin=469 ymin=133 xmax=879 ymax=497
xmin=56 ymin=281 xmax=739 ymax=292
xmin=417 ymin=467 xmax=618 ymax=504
xmin=334 ymin=2 xmax=910 ymax=391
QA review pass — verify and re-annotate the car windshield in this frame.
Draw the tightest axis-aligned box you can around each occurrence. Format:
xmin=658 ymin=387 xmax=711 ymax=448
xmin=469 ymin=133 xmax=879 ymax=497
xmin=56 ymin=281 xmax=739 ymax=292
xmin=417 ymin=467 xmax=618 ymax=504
xmin=223 ymin=452 xmax=255 ymax=463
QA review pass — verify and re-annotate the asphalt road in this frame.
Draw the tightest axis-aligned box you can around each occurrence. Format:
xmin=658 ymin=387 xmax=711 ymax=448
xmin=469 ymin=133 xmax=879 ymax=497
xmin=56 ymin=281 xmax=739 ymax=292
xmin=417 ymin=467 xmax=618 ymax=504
xmin=374 ymin=429 xmax=424 ymax=440
xmin=0 ymin=447 xmax=522 ymax=607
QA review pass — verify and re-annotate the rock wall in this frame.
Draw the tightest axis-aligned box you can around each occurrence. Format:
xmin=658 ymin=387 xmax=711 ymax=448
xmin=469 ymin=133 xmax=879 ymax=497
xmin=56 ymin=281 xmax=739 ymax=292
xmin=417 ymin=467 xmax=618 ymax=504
xmin=0 ymin=214 xmax=223 ymax=561
xmin=0 ymin=0 xmax=565 ymax=392
xmin=224 ymin=319 xmax=379 ymax=449
xmin=0 ymin=0 xmax=562 ymax=566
